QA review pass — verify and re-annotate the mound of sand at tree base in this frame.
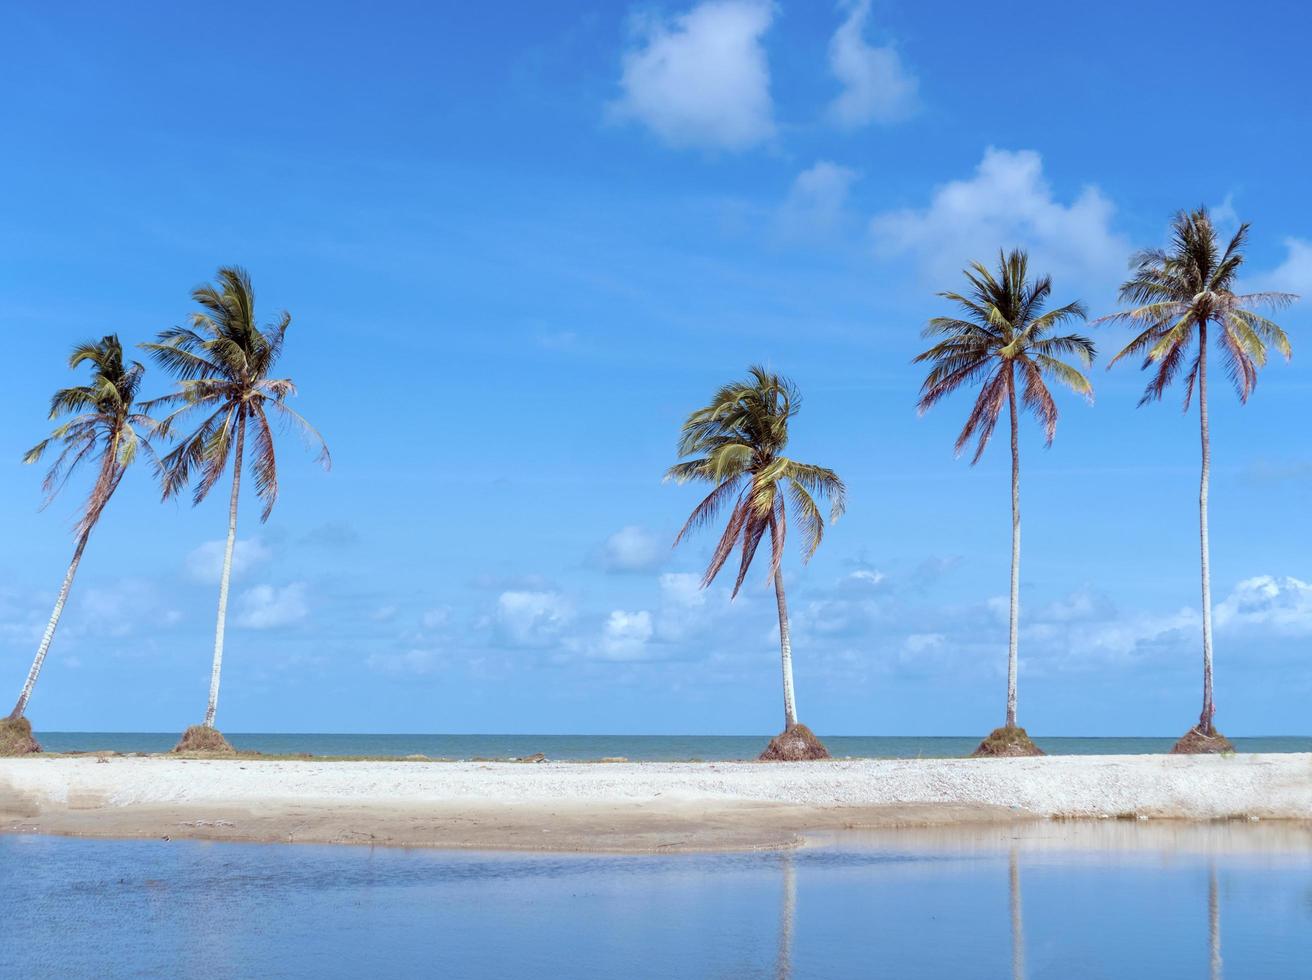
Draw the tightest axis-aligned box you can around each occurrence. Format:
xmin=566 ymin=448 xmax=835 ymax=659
xmin=0 ymin=716 xmax=41 ymax=757
xmin=1172 ymin=727 xmax=1235 ymax=755
xmin=759 ymin=723 xmax=830 ymax=761
xmin=972 ymin=726 xmax=1045 ymax=758
xmin=172 ymin=725 xmax=234 ymax=754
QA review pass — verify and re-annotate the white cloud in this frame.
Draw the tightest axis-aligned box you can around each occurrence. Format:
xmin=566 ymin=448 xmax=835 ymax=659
xmin=367 ymin=648 xmax=441 ymax=676
xmin=235 ymin=582 xmax=309 ymax=629
xmin=186 ymin=538 xmax=272 ymax=585
xmin=78 ymin=581 xmax=184 ymax=636
xmin=600 ymin=525 xmax=667 ymax=573
xmin=420 ymin=607 xmax=452 ymax=631
xmin=1257 ymin=238 xmax=1312 ymax=296
xmin=612 ymin=0 xmax=775 ymax=151
xmin=870 ymin=147 xmax=1130 ymax=286
xmin=1215 ymin=576 xmax=1312 ymax=636
xmin=597 ymin=610 xmax=656 ymax=661
xmin=494 ymin=590 xmax=572 ymax=647
xmin=776 ymin=161 xmax=861 ymax=241
xmin=827 ymin=0 xmax=917 ymax=127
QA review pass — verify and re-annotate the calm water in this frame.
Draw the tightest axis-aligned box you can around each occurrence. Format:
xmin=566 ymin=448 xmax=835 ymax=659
xmin=2 ymin=827 xmax=1310 ymax=978
xmin=31 ymin=731 xmax=1312 ymax=759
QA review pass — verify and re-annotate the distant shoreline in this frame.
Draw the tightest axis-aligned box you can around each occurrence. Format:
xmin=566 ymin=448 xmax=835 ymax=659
xmin=4 ymin=754 xmax=1310 ymax=853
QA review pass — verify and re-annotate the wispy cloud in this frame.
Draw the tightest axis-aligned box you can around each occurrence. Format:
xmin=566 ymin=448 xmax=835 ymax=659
xmin=185 ymin=537 xmax=273 ymax=585
xmin=827 ymin=0 xmax=918 ymax=127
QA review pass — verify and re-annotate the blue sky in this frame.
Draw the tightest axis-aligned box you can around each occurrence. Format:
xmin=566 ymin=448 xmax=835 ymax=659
xmin=2 ymin=0 xmax=1310 ymax=736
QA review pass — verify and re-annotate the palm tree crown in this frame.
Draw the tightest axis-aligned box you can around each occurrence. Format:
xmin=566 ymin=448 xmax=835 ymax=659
xmin=1100 ymin=208 xmax=1296 ymax=404
xmin=667 ymin=366 xmax=845 ymax=595
xmin=144 ymin=266 xmax=329 ymax=516
xmin=914 ymin=250 xmax=1095 ymax=459
xmin=25 ymin=335 xmax=156 ymax=532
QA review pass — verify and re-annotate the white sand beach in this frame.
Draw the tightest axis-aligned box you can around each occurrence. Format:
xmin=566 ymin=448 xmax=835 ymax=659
xmin=3 ymin=753 xmax=1310 ymax=852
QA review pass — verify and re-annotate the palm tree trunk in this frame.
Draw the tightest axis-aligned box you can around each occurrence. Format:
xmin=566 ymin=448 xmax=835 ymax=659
xmin=1198 ymin=324 xmax=1215 ymax=736
xmin=1006 ymin=368 xmax=1021 ymax=730
xmin=205 ymin=415 xmax=245 ymax=729
xmin=8 ymin=529 xmax=91 ymax=720
xmin=774 ymin=568 xmax=798 ymax=730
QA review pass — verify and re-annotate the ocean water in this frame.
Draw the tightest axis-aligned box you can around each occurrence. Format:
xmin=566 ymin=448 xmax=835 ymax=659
xmin=30 ymin=731 xmax=1312 ymax=759
xmin=2 ymin=827 xmax=1310 ymax=978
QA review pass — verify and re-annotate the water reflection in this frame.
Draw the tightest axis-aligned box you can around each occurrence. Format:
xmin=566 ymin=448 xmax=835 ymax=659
xmin=776 ymin=853 xmax=795 ymax=980
xmin=3 ymin=828 xmax=1309 ymax=979
xmin=1010 ymin=846 xmax=1026 ymax=980
xmin=1209 ymin=861 xmax=1223 ymax=980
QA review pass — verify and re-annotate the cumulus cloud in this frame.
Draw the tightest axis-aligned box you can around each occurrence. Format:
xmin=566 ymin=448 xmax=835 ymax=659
xmin=186 ymin=538 xmax=272 ymax=585
xmin=870 ymin=147 xmax=1130 ymax=287
xmin=494 ymin=590 xmax=573 ymax=648
xmin=1214 ymin=576 xmax=1312 ymax=636
xmin=596 ymin=610 xmax=656 ymax=661
xmin=599 ymin=525 xmax=667 ymax=573
xmin=775 ymin=161 xmax=861 ymax=241
xmin=612 ymin=0 xmax=775 ymax=151
xmin=1256 ymin=238 xmax=1312 ymax=296
xmin=235 ymin=582 xmax=309 ymax=629
xmin=827 ymin=0 xmax=917 ymax=127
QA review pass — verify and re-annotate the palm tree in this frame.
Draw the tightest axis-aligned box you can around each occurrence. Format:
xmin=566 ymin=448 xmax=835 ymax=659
xmin=144 ymin=266 xmax=329 ymax=749
xmin=7 ymin=337 xmax=156 ymax=734
xmin=1098 ymin=208 xmax=1295 ymax=753
xmin=914 ymin=250 xmax=1094 ymax=757
xmin=666 ymin=366 xmax=845 ymax=760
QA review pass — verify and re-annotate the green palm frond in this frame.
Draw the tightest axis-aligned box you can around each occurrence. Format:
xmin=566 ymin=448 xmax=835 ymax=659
xmin=145 ymin=266 xmax=330 ymax=521
xmin=25 ymin=334 xmax=156 ymax=534
xmin=668 ymin=367 xmax=843 ymax=597
xmin=915 ymin=249 xmax=1094 ymax=461
xmin=1098 ymin=207 xmax=1296 ymax=406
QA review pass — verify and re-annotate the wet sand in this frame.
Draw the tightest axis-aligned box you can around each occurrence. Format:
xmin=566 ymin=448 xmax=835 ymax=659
xmin=3 ymin=753 xmax=1309 ymax=852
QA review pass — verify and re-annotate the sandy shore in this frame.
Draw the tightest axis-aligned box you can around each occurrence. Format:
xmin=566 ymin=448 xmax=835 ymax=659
xmin=3 ymin=753 xmax=1309 ymax=852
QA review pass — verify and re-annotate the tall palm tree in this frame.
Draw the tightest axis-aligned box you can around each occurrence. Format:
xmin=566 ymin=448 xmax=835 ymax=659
xmin=666 ymin=366 xmax=845 ymax=759
xmin=9 ymin=336 xmax=157 ymax=724
xmin=1098 ymin=208 xmax=1295 ymax=753
xmin=144 ymin=267 xmax=329 ymax=746
xmin=914 ymin=250 xmax=1093 ymax=756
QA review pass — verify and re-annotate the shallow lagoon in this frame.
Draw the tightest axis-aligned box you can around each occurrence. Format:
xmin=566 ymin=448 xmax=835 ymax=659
xmin=3 ymin=823 xmax=1310 ymax=978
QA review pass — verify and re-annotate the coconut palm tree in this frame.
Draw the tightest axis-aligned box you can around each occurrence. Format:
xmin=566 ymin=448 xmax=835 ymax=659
xmin=914 ymin=250 xmax=1094 ymax=756
xmin=1098 ymin=208 xmax=1295 ymax=753
xmin=144 ymin=266 xmax=329 ymax=750
xmin=8 ymin=336 xmax=157 ymax=728
xmin=666 ymin=366 xmax=845 ymax=760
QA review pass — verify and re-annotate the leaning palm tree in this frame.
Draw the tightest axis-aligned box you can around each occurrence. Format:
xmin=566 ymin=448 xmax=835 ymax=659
xmin=2 ymin=337 xmax=156 ymax=756
xmin=1097 ymin=208 xmax=1295 ymax=754
xmin=915 ymin=250 xmax=1094 ymax=757
xmin=666 ymin=366 xmax=845 ymax=760
xmin=144 ymin=267 xmax=329 ymax=752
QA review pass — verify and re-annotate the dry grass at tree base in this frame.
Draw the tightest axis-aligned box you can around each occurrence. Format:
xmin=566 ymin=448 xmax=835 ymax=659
xmin=172 ymin=725 xmax=235 ymax=754
xmin=971 ymin=725 xmax=1045 ymax=758
xmin=1171 ymin=727 xmax=1235 ymax=755
xmin=0 ymin=715 xmax=41 ymax=756
xmin=758 ymin=723 xmax=830 ymax=761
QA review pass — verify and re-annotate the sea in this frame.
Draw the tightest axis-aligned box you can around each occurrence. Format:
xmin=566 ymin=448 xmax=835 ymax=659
xmin=29 ymin=730 xmax=1312 ymax=759
xmin=3 ymin=825 xmax=1309 ymax=978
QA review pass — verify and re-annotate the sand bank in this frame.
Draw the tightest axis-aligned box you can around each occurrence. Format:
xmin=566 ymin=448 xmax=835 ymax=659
xmin=2 ymin=753 xmax=1309 ymax=852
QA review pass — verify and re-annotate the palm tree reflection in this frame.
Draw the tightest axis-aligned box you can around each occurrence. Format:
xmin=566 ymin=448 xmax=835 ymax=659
xmin=775 ymin=853 xmax=796 ymax=980
xmin=1010 ymin=846 xmax=1026 ymax=980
